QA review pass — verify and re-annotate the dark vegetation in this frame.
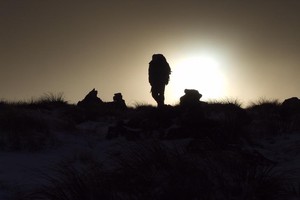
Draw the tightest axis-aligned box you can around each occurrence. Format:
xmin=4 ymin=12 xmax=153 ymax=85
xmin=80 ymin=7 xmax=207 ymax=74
xmin=1 ymin=94 xmax=300 ymax=199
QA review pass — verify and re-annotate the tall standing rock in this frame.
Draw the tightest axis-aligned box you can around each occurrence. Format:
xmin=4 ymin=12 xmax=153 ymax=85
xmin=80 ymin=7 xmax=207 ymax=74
xmin=77 ymin=88 xmax=103 ymax=108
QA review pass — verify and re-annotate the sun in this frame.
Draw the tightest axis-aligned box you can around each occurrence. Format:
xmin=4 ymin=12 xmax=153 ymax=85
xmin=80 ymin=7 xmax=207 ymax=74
xmin=168 ymin=54 xmax=226 ymax=103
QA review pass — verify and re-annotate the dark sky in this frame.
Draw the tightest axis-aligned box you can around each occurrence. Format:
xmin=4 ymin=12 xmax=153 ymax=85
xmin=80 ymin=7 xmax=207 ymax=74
xmin=1 ymin=0 xmax=299 ymax=105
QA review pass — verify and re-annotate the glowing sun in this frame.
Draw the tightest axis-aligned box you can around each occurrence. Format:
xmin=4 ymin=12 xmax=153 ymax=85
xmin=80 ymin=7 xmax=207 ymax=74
xmin=169 ymin=55 xmax=226 ymax=102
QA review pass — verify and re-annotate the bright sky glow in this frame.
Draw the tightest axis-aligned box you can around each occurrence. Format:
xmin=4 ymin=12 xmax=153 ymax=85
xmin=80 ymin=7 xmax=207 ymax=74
xmin=169 ymin=54 xmax=226 ymax=102
xmin=1 ymin=1 xmax=300 ymax=105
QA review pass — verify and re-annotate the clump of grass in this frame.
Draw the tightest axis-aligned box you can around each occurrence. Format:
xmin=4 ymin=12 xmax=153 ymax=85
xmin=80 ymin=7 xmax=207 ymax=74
xmin=22 ymin=140 xmax=290 ymax=200
xmin=246 ymin=97 xmax=281 ymax=111
xmin=131 ymin=101 xmax=155 ymax=109
xmin=246 ymin=98 xmax=285 ymax=136
xmin=0 ymin=93 xmax=69 ymax=110
xmin=28 ymin=92 xmax=68 ymax=110
xmin=284 ymin=182 xmax=300 ymax=199
xmin=205 ymin=98 xmax=245 ymax=120
xmin=208 ymin=98 xmax=243 ymax=107
xmin=24 ymin=141 xmax=214 ymax=200
xmin=109 ymin=141 xmax=215 ymax=199
xmin=224 ymin=163 xmax=286 ymax=200
xmin=24 ymin=161 xmax=115 ymax=200
xmin=201 ymin=98 xmax=249 ymax=143
xmin=0 ymin=108 xmax=54 ymax=151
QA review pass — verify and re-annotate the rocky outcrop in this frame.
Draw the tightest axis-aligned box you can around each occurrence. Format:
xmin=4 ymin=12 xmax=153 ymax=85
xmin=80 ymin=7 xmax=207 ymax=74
xmin=281 ymin=97 xmax=300 ymax=118
xmin=282 ymin=97 xmax=300 ymax=109
xmin=180 ymin=89 xmax=202 ymax=107
xmin=77 ymin=88 xmax=103 ymax=108
xmin=77 ymin=89 xmax=127 ymax=111
xmin=111 ymin=93 xmax=127 ymax=110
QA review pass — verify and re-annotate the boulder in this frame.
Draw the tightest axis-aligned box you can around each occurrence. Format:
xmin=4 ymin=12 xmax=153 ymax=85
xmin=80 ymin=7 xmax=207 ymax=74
xmin=281 ymin=97 xmax=300 ymax=118
xmin=180 ymin=89 xmax=202 ymax=107
xmin=282 ymin=97 xmax=300 ymax=108
xmin=104 ymin=93 xmax=127 ymax=110
xmin=112 ymin=93 xmax=127 ymax=110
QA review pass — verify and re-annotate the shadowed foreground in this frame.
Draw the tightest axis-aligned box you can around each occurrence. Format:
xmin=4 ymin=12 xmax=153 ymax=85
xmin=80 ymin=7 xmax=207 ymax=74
xmin=0 ymin=94 xmax=300 ymax=199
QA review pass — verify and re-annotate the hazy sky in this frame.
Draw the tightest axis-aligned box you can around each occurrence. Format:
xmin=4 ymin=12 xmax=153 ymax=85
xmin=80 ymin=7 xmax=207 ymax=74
xmin=1 ymin=0 xmax=300 ymax=106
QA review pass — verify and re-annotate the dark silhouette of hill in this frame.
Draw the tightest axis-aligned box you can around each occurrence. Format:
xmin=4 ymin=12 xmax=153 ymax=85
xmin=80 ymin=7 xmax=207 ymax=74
xmin=1 ymin=93 xmax=300 ymax=148
xmin=1 ymin=93 xmax=300 ymax=199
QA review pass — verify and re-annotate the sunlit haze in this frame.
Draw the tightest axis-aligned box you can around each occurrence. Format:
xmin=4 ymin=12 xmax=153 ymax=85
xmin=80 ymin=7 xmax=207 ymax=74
xmin=169 ymin=53 xmax=226 ymax=103
xmin=1 ymin=1 xmax=299 ymax=106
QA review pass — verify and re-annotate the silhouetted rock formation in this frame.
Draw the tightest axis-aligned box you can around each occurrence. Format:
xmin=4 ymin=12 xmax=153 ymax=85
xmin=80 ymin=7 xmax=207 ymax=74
xmin=77 ymin=89 xmax=127 ymax=111
xmin=281 ymin=97 xmax=300 ymax=118
xmin=180 ymin=89 xmax=202 ymax=107
xmin=282 ymin=97 xmax=300 ymax=110
xmin=281 ymin=97 xmax=300 ymax=131
xmin=112 ymin=93 xmax=127 ymax=110
xmin=77 ymin=88 xmax=103 ymax=108
xmin=104 ymin=93 xmax=127 ymax=110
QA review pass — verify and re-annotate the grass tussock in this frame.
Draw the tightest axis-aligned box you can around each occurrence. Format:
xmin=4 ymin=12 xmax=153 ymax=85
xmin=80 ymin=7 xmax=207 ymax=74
xmin=28 ymin=92 xmax=68 ymax=109
xmin=20 ymin=140 xmax=291 ymax=200
xmin=0 ymin=108 xmax=54 ymax=151
xmin=247 ymin=97 xmax=281 ymax=109
xmin=207 ymin=98 xmax=243 ymax=108
xmin=246 ymin=98 xmax=281 ymax=115
xmin=0 ymin=93 xmax=68 ymax=110
xmin=0 ymin=93 xmax=69 ymax=151
xmin=244 ymin=98 xmax=286 ymax=136
xmin=132 ymin=101 xmax=154 ymax=108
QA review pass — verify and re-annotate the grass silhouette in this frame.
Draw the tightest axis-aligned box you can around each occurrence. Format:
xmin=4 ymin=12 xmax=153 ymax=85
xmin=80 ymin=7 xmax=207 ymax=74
xmin=23 ymin=141 xmax=290 ymax=200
